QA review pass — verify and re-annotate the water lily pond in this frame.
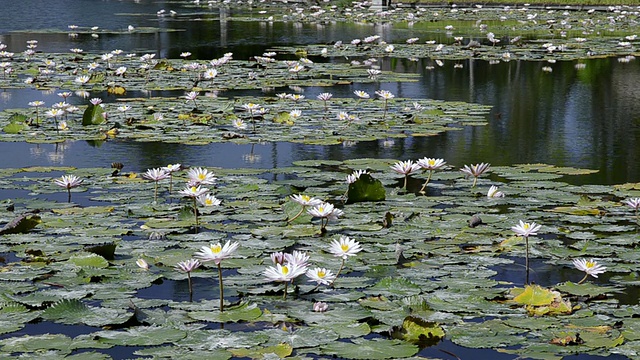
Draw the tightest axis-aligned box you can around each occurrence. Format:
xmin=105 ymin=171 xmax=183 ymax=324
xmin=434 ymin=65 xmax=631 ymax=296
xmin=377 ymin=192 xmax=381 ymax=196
xmin=1 ymin=1 xmax=640 ymax=359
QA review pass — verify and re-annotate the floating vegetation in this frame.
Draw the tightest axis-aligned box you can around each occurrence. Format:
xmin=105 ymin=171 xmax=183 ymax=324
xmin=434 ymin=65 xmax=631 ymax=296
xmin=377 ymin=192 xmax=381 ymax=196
xmin=0 ymin=159 xmax=638 ymax=358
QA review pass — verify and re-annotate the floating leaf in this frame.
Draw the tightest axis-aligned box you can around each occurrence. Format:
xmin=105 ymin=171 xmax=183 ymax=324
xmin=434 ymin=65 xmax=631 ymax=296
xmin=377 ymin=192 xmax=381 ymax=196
xmin=320 ymin=338 xmax=418 ymax=359
xmin=391 ymin=316 xmax=445 ymax=346
xmin=82 ymin=104 xmax=105 ymax=126
xmin=347 ymin=173 xmax=386 ymax=204
xmin=188 ymin=302 xmax=262 ymax=323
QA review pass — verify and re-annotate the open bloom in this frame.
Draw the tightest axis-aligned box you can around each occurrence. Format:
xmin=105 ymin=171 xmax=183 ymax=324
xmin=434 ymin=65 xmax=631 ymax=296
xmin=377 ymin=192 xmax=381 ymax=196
xmin=511 ymin=220 xmax=542 ymax=238
xmin=460 ymin=162 xmax=491 ymax=187
xmin=54 ymin=175 xmax=83 ymax=189
xmin=417 ymin=158 xmax=446 ymax=171
xmin=487 ymin=185 xmax=505 ymax=198
xmin=162 ymin=163 xmax=181 ymax=173
xmin=263 ymin=262 xmax=307 ymax=282
xmin=285 ymin=250 xmax=310 ymax=268
xmin=329 ymin=235 xmax=363 ymax=260
xmin=623 ymin=198 xmax=640 ymax=211
xmin=306 ymin=267 xmax=336 ymax=285
xmin=232 ymin=118 xmax=247 ymax=130
xmin=197 ymin=194 xmax=221 ymax=207
xmin=194 ymin=241 xmax=239 ymax=265
xmin=143 ymin=168 xmax=169 ymax=181
xmin=390 ymin=160 xmax=421 ymax=176
xmin=460 ymin=163 xmax=491 ymax=178
xmin=573 ymin=258 xmax=607 ymax=278
xmin=179 ymin=185 xmax=209 ymax=198
xmin=375 ymin=89 xmax=395 ymax=100
xmin=290 ymin=194 xmax=322 ymax=207
xmin=307 ymin=202 xmax=344 ymax=220
xmin=175 ymin=259 xmax=201 ymax=273
xmin=346 ymin=169 xmax=369 ymax=184
xmin=187 ymin=167 xmax=217 ymax=186
xmin=354 ymin=90 xmax=370 ymax=99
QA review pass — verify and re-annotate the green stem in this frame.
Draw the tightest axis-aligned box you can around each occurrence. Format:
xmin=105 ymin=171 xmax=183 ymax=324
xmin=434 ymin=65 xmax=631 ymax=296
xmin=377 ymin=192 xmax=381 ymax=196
xmin=472 ymin=176 xmax=478 ymax=188
xmin=330 ymin=258 xmax=346 ymax=287
xmin=153 ymin=181 xmax=158 ymax=203
xmin=168 ymin=174 xmax=173 ymax=195
xmin=193 ymin=197 xmax=199 ymax=233
xmin=419 ymin=170 xmax=433 ymax=193
xmin=287 ymin=206 xmax=305 ymax=224
xmin=217 ymin=263 xmax=224 ymax=312
xmin=283 ymin=281 xmax=288 ymax=300
xmin=525 ymin=236 xmax=530 ymax=285
xmin=67 ymin=188 xmax=71 ymax=203
xmin=577 ymin=273 xmax=589 ymax=285
xmin=403 ymin=175 xmax=408 ymax=190
xmin=187 ymin=271 xmax=193 ymax=302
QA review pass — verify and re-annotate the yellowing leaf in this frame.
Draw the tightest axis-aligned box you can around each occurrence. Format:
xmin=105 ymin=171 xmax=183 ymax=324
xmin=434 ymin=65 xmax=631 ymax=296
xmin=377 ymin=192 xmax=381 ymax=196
xmin=512 ymin=285 xmax=555 ymax=306
xmin=230 ymin=343 xmax=292 ymax=358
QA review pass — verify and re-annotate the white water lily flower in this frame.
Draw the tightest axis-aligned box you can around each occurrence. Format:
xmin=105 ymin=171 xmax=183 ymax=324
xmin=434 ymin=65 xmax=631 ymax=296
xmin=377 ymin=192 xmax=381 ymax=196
xmin=329 ymin=235 xmax=363 ymax=260
xmin=194 ymin=241 xmax=239 ymax=265
xmin=263 ymin=262 xmax=307 ymax=282
xmin=511 ymin=220 xmax=542 ymax=238
xmin=307 ymin=202 xmax=343 ymax=220
xmin=290 ymin=194 xmax=322 ymax=207
xmin=186 ymin=167 xmax=217 ymax=186
xmin=573 ymin=258 xmax=606 ymax=278
xmin=175 ymin=259 xmax=201 ymax=273
xmin=416 ymin=157 xmax=446 ymax=171
xmin=143 ymin=168 xmax=169 ymax=181
xmin=390 ymin=160 xmax=421 ymax=176
xmin=179 ymin=185 xmax=209 ymax=198
xmin=306 ymin=267 xmax=336 ymax=285
xmin=54 ymin=175 xmax=83 ymax=189
xmin=136 ymin=258 xmax=149 ymax=270
xmin=487 ymin=185 xmax=505 ymax=198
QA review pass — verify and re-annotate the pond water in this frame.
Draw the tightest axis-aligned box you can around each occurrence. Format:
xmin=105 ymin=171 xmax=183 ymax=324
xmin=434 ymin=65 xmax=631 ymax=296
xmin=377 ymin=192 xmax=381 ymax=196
xmin=1 ymin=1 xmax=639 ymax=359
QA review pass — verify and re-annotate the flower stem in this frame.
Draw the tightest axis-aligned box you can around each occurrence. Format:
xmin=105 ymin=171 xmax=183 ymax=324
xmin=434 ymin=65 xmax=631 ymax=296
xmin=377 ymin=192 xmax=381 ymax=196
xmin=287 ymin=206 xmax=305 ymax=224
xmin=403 ymin=175 xmax=408 ymax=190
xmin=168 ymin=174 xmax=173 ymax=195
xmin=193 ymin=197 xmax=199 ymax=233
xmin=187 ymin=271 xmax=193 ymax=302
xmin=472 ymin=176 xmax=478 ymax=188
xmin=330 ymin=258 xmax=346 ymax=287
xmin=283 ymin=281 xmax=288 ymax=300
xmin=419 ymin=170 xmax=433 ymax=193
xmin=67 ymin=188 xmax=71 ymax=203
xmin=217 ymin=263 xmax=224 ymax=312
xmin=525 ymin=236 xmax=530 ymax=285
xmin=153 ymin=181 xmax=158 ymax=203
xmin=577 ymin=274 xmax=589 ymax=285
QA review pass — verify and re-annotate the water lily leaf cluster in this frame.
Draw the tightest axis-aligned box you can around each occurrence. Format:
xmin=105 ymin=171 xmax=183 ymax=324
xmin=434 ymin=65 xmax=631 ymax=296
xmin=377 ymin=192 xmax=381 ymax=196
xmin=0 ymin=159 xmax=638 ymax=358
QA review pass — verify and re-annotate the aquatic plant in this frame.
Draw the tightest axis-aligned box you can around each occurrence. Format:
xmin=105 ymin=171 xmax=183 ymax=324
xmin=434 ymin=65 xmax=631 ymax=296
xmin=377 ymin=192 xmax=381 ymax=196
xmin=195 ymin=241 xmax=239 ymax=312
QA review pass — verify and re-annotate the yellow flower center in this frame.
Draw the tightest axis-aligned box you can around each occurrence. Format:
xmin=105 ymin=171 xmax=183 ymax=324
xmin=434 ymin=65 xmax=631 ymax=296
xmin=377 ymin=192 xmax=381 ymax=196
xmin=190 ymin=186 xmax=197 ymax=192
xmin=317 ymin=270 xmax=326 ymax=278
xmin=341 ymin=244 xmax=350 ymax=252
xmin=301 ymin=195 xmax=310 ymax=202
xmin=282 ymin=266 xmax=289 ymax=275
xmin=523 ymin=223 xmax=530 ymax=230
xmin=198 ymin=174 xmax=206 ymax=180
xmin=205 ymin=199 xmax=213 ymax=205
xmin=428 ymin=159 xmax=436 ymax=166
xmin=210 ymin=244 xmax=222 ymax=254
xmin=318 ymin=206 xmax=324 ymax=212
xmin=585 ymin=261 xmax=595 ymax=268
